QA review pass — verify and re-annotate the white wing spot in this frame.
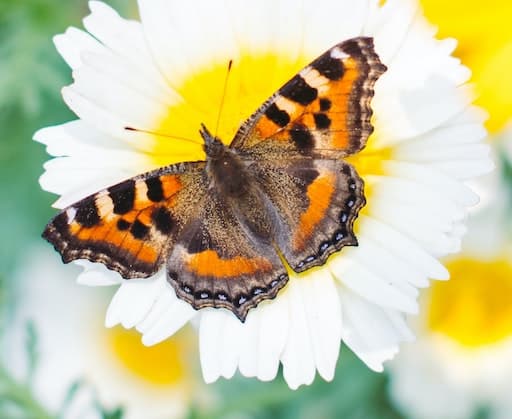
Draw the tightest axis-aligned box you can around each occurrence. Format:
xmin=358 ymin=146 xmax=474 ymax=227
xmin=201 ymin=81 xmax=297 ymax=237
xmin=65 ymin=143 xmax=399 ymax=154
xmin=331 ymin=47 xmax=349 ymax=60
xmin=66 ymin=207 xmax=77 ymax=224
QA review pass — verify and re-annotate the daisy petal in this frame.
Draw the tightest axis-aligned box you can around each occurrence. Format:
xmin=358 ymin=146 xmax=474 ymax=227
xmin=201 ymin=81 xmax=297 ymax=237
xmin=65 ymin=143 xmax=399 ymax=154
xmin=105 ymin=275 xmax=165 ymax=329
xmin=199 ymin=309 xmax=243 ymax=383
xmin=280 ymin=280 xmax=316 ymax=389
xmin=75 ymin=261 xmax=122 ymax=286
xmin=302 ymin=271 xmax=342 ymax=381
xmin=53 ymin=27 xmax=103 ymax=69
xmin=140 ymin=295 xmax=196 ymax=346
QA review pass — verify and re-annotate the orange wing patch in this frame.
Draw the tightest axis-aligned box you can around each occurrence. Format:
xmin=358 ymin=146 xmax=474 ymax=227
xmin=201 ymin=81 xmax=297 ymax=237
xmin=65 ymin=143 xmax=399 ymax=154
xmin=185 ymin=250 xmax=273 ymax=278
xmin=293 ymin=172 xmax=336 ymax=252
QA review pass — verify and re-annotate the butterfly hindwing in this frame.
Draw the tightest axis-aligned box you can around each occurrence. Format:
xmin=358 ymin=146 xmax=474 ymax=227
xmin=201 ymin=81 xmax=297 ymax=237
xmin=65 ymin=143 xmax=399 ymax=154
xmin=231 ymin=37 xmax=386 ymax=158
xmin=249 ymin=157 xmax=365 ymax=272
xmin=167 ymin=189 xmax=288 ymax=322
xmin=43 ymin=162 xmax=206 ymax=278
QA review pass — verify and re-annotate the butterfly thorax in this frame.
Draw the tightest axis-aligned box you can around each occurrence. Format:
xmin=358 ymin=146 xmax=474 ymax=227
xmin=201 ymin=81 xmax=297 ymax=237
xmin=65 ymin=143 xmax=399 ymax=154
xmin=201 ymin=124 xmax=252 ymax=198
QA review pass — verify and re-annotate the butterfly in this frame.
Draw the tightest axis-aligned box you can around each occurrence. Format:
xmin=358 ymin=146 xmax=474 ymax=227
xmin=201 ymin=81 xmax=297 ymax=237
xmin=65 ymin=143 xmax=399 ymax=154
xmin=43 ymin=37 xmax=386 ymax=322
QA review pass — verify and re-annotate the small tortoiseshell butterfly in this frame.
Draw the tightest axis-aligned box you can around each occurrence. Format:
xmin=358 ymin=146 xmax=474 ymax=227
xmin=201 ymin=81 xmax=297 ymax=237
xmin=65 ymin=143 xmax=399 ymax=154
xmin=44 ymin=37 xmax=386 ymax=321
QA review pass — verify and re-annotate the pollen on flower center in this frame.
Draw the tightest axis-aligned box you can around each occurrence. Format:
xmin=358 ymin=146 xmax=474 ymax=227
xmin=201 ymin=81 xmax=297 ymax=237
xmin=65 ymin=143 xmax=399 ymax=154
xmin=106 ymin=326 xmax=192 ymax=386
xmin=427 ymin=257 xmax=512 ymax=347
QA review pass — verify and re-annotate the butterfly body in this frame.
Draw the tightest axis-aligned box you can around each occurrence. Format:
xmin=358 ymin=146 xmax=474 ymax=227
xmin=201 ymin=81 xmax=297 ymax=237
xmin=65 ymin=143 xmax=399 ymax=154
xmin=202 ymin=128 xmax=255 ymax=199
xmin=43 ymin=37 xmax=386 ymax=321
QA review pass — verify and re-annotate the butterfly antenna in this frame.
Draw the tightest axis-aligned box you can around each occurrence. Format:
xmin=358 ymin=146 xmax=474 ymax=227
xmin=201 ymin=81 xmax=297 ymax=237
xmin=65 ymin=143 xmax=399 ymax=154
xmin=124 ymin=126 xmax=202 ymax=145
xmin=214 ymin=59 xmax=233 ymax=137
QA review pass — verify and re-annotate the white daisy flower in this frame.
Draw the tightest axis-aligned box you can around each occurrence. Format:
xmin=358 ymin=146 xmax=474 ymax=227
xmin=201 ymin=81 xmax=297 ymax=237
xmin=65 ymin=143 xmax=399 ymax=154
xmin=388 ymin=144 xmax=512 ymax=419
xmin=35 ymin=0 xmax=492 ymax=389
xmin=4 ymin=246 xmax=197 ymax=419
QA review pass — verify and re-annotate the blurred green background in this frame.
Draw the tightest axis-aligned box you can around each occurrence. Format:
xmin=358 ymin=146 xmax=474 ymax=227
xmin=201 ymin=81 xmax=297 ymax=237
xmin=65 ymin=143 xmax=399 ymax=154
xmin=1 ymin=1 xmax=511 ymax=419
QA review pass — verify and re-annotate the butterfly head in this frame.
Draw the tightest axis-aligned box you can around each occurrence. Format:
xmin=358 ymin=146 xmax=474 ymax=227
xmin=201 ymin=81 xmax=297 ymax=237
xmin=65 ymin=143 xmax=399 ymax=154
xmin=200 ymin=123 xmax=226 ymax=160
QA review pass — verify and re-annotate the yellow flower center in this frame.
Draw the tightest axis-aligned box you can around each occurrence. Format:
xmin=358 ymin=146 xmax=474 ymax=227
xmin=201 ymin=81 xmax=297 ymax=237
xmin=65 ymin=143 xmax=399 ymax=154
xmin=427 ymin=257 xmax=512 ymax=347
xmin=106 ymin=326 xmax=193 ymax=386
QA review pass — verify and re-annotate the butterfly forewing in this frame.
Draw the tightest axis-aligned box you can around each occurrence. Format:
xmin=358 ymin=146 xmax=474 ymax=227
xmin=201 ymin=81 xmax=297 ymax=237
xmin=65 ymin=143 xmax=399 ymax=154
xmin=231 ymin=37 xmax=386 ymax=158
xmin=43 ymin=162 xmax=206 ymax=278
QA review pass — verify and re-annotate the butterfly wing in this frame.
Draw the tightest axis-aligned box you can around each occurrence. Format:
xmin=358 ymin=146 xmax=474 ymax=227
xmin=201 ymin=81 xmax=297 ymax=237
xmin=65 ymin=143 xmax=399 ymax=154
xmin=229 ymin=37 xmax=385 ymax=272
xmin=43 ymin=162 xmax=206 ymax=279
xmin=230 ymin=37 xmax=386 ymax=158
xmin=167 ymin=186 xmax=288 ymax=322
xmin=248 ymin=157 xmax=365 ymax=272
xmin=44 ymin=160 xmax=288 ymax=321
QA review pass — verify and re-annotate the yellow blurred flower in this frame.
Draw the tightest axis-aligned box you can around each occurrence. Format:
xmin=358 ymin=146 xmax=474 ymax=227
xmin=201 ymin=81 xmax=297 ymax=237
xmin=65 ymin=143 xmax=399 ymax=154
xmin=428 ymin=257 xmax=512 ymax=348
xmin=421 ymin=0 xmax=512 ymax=132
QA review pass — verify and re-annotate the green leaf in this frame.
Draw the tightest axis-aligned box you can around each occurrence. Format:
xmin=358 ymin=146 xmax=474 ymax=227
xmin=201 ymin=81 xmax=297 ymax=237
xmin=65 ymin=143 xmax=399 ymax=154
xmin=101 ymin=406 xmax=125 ymax=419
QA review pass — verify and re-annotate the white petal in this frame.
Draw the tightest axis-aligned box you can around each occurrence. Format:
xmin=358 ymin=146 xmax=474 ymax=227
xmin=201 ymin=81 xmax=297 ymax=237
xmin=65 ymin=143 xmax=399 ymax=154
xmin=330 ymin=253 xmax=418 ymax=314
xmin=365 ymin=0 xmax=418 ymax=66
xmin=400 ymin=122 xmax=488 ymax=153
xmin=138 ymin=0 xmax=239 ymax=85
xmin=366 ymin=197 xmax=461 ymax=256
xmin=136 ymin=288 xmax=178 ymax=333
xmin=75 ymin=261 xmax=122 ymax=286
xmin=348 ymin=239 xmax=419 ymax=298
xmin=374 ymin=81 xmax=475 ymax=145
xmin=395 ymin=143 xmax=489 ymax=163
xmin=34 ymin=120 xmax=156 ymax=207
xmin=105 ymin=274 xmax=166 ymax=329
xmin=302 ymin=270 xmax=342 ymax=382
xmin=255 ymin=298 xmax=289 ymax=381
xmin=366 ymin=175 xmax=465 ymax=223
xmin=355 ymin=231 xmax=429 ymax=288
xmin=84 ymin=1 xmax=148 ymax=58
xmin=53 ymin=27 xmax=103 ymax=69
xmin=230 ymin=294 xmax=290 ymax=382
xmin=383 ymin=160 xmax=483 ymax=207
xmin=69 ymin=66 xmax=163 ymax=130
xmin=62 ymin=86 xmax=132 ymax=139
xmin=237 ymin=309 xmax=261 ymax=378
xmin=358 ymin=215 xmax=449 ymax=280
xmin=280 ymin=280 xmax=316 ymax=389
xmin=429 ymin=159 xmax=495 ymax=180
xmin=198 ymin=309 xmax=242 ymax=383
xmin=338 ymin=288 xmax=404 ymax=371
xmin=80 ymin=50 xmax=178 ymax=108
xmin=140 ymin=295 xmax=196 ymax=346
xmin=383 ymin=309 xmax=415 ymax=342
